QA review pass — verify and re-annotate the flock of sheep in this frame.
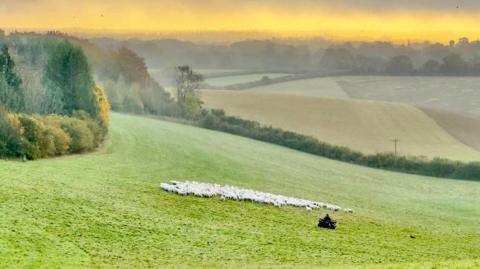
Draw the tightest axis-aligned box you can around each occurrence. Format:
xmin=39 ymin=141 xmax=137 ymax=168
xmin=160 ymin=181 xmax=353 ymax=213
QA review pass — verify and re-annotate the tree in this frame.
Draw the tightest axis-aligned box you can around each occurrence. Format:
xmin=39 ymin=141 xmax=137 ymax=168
xmin=441 ymin=53 xmax=469 ymax=75
xmin=0 ymin=46 xmax=24 ymax=112
xmin=321 ymin=46 xmax=356 ymax=71
xmin=175 ymin=65 xmax=203 ymax=119
xmin=92 ymin=86 xmax=110 ymax=127
xmin=183 ymin=91 xmax=202 ymax=119
xmin=116 ymin=47 xmax=149 ymax=86
xmin=41 ymin=73 xmax=65 ymax=114
xmin=385 ymin=55 xmax=414 ymax=75
xmin=43 ymin=41 xmax=96 ymax=115
xmin=420 ymin=59 xmax=441 ymax=75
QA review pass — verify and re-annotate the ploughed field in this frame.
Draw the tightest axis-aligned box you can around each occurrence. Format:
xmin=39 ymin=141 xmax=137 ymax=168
xmin=1 ymin=113 xmax=479 ymax=268
xmin=201 ymin=90 xmax=480 ymax=161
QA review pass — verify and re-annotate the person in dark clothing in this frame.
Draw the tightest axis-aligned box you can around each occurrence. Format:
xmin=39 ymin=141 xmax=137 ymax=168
xmin=318 ymin=214 xmax=337 ymax=229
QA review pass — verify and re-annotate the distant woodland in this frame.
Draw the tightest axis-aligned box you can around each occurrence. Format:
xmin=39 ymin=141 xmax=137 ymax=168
xmin=93 ymin=37 xmax=480 ymax=76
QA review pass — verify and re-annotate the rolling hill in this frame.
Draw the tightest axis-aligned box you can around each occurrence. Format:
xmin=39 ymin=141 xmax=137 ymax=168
xmin=337 ymin=76 xmax=480 ymax=116
xmin=248 ymin=75 xmax=480 ymax=116
xmin=201 ymin=90 xmax=480 ymax=161
xmin=247 ymin=77 xmax=350 ymax=99
xmin=205 ymin=73 xmax=291 ymax=87
xmin=1 ymin=113 xmax=479 ymax=268
xmin=421 ymin=107 xmax=480 ymax=153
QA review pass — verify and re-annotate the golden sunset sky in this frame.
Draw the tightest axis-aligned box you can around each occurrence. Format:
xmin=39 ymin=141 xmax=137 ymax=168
xmin=1 ymin=0 xmax=479 ymax=42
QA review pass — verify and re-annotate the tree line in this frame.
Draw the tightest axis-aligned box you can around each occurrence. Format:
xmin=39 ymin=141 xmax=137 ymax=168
xmin=94 ymin=37 xmax=480 ymax=76
xmin=0 ymin=32 xmax=110 ymax=159
xmin=9 ymin=31 xmax=178 ymax=117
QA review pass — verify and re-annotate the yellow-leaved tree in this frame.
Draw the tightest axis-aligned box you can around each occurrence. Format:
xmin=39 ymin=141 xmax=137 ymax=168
xmin=93 ymin=86 xmax=111 ymax=127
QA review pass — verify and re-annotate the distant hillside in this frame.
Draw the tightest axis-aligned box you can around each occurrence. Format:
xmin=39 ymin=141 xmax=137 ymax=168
xmin=201 ymin=90 xmax=480 ymax=161
xmin=421 ymin=107 xmax=480 ymax=152
xmin=246 ymin=77 xmax=350 ymax=99
xmin=337 ymin=76 xmax=480 ymax=116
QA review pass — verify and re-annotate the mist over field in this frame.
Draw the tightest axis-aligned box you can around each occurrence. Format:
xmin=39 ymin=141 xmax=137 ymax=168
xmin=1 ymin=1 xmax=480 ymax=268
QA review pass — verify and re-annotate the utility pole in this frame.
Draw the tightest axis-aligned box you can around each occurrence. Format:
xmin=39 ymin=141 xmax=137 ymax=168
xmin=391 ymin=138 xmax=400 ymax=155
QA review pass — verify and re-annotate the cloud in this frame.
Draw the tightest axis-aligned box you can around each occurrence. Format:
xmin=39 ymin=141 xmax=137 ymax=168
xmin=0 ymin=0 xmax=479 ymax=42
xmin=2 ymin=0 xmax=480 ymax=12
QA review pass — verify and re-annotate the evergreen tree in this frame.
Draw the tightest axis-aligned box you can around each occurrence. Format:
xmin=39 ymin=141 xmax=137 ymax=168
xmin=0 ymin=46 xmax=24 ymax=112
xmin=43 ymin=41 xmax=95 ymax=115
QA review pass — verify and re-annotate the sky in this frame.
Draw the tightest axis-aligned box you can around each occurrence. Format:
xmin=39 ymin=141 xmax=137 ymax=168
xmin=1 ymin=0 xmax=480 ymax=42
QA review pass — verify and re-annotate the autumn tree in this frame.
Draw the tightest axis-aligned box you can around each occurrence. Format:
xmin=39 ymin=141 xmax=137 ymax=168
xmin=93 ymin=85 xmax=110 ymax=127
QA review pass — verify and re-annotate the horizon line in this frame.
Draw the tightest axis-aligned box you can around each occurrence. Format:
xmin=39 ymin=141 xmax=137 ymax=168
xmin=1 ymin=27 xmax=478 ymax=45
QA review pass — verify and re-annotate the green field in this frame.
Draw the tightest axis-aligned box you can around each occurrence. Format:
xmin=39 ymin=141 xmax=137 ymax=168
xmin=1 ymin=113 xmax=479 ymax=268
xmin=205 ymin=73 xmax=291 ymax=87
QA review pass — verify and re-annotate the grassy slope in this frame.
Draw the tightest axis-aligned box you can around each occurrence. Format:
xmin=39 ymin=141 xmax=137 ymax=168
xmin=248 ymin=77 xmax=350 ymax=99
xmin=205 ymin=73 xmax=291 ymax=87
xmin=201 ymin=90 xmax=480 ymax=161
xmin=1 ymin=113 xmax=479 ymax=268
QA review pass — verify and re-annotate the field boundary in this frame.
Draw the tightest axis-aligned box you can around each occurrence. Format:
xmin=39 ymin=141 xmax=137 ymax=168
xmin=204 ymin=71 xmax=349 ymax=90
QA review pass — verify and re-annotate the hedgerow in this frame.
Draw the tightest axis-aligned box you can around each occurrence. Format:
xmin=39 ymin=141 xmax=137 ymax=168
xmin=0 ymin=108 xmax=108 ymax=160
xmin=197 ymin=109 xmax=480 ymax=181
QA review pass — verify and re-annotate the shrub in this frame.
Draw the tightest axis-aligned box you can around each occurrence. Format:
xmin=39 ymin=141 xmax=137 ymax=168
xmin=0 ymin=108 xmax=107 ymax=160
xmin=454 ymin=162 xmax=480 ymax=180
xmin=60 ymin=117 xmax=95 ymax=153
xmin=39 ymin=115 xmax=71 ymax=155
xmin=72 ymin=110 xmax=107 ymax=147
xmin=18 ymin=115 xmax=51 ymax=159
xmin=0 ymin=107 xmax=22 ymax=157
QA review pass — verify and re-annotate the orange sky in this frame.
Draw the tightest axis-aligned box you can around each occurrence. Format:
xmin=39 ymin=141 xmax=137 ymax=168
xmin=1 ymin=0 xmax=479 ymax=42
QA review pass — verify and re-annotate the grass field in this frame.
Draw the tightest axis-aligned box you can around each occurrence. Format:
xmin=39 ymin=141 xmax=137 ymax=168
xmin=205 ymin=73 xmax=291 ymax=87
xmin=1 ymin=113 xmax=479 ymax=268
xmin=248 ymin=77 xmax=350 ymax=99
xmin=201 ymin=90 xmax=480 ymax=161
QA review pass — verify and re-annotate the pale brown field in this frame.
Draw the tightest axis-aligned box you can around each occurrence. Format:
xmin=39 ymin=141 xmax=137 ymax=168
xmin=201 ymin=90 xmax=480 ymax=161
xmin=421 ymin=108 xmax=480 ymax=152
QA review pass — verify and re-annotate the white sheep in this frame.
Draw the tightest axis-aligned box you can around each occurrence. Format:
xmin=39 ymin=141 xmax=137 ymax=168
xmin=160 ymin=181 xmax=353 ymax=213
